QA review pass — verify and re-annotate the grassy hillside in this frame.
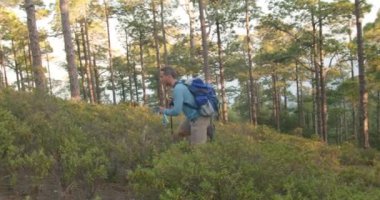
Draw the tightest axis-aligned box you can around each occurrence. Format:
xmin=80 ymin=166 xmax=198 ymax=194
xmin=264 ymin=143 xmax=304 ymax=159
xmin=0 ymin=90 xmax=379 ymax=200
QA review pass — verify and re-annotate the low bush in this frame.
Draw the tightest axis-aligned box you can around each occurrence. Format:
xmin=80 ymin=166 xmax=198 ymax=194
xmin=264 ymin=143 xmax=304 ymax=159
xmin=1 ymin=90 xmax=379 ymax=199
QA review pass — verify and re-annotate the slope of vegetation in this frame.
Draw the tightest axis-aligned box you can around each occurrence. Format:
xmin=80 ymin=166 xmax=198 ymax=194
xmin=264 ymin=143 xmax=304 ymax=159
xmin=0 ymin=90 xmax=379 ymax=199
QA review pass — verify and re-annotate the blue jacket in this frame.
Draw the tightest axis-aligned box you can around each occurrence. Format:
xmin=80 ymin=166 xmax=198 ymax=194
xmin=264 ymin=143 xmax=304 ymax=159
xmin=163 ymin=82 xmax=199 ymax=121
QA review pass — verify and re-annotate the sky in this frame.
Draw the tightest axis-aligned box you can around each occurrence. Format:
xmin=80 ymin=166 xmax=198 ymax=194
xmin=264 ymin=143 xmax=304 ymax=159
xmin=5 ymin=0 xmax=380 ymax=89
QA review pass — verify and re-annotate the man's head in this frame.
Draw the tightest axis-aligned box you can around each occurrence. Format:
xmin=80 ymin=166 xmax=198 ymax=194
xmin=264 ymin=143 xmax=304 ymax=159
xmin=160 ymin=66 xmax=177 ymax=87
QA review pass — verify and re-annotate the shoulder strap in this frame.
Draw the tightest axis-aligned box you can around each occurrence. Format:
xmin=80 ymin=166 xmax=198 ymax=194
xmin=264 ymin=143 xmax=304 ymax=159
xmin=174 ymin=80 xmax=199 ymax=110
xmin=171 ymin=80 xmax=197 ymax=109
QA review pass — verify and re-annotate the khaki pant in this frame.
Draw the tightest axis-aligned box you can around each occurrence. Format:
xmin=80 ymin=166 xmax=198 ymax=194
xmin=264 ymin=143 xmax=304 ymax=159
xmin=176 ymin=116 xmax=210 ymax=145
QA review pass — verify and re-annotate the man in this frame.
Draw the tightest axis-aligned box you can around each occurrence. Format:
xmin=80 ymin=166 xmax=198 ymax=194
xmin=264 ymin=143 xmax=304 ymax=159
xmin=159 ymin=66 xmax=210 ymax=145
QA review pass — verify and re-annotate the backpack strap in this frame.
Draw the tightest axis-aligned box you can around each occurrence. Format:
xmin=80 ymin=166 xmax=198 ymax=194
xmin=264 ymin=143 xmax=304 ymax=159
xmin=173 ymin=80 xmax=199 ymax=110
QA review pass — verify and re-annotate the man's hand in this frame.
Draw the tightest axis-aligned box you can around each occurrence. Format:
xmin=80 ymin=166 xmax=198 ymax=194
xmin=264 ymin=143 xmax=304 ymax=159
xmin=168 ymin=97 xmax=174 ymax=107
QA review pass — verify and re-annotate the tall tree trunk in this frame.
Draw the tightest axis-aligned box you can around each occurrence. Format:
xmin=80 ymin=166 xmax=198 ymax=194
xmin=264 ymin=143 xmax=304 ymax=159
xmin=246 ymin=82 xmax=252 ymax=123
xmin=160 ymin=0 xmax=169 ymax=106
xmin=216 ymin=19 xmax=228 ymax=123
xmin=311 ymin=11 xmax=322 ymax=139
xmin=354 ymin=0 xmax=369 ymax=148
xmin=336 ymin=117 xmax=340 ymax=144
xmin=186 ymin=0 xmax=196 ymax=64
xmin=128 ymin=70 xmax=134 ymax=102
xmin=255 ymin=82 xmax=261 ymax=116
xmin=27 ymin=41 xmax=34 ymax=88
xmin=45 ymin=53 xmax=53 ymax=95
xmin=0 ymin=43 xmax=6 ymax=88
xmin=133 ymin=63 xmax=139 ymax=103
xmin=318 ymin=10 xmax=328 ymax=143
xmin=121 ymin=80 xmax=126 ymax=102
xmin=348 ymin=26 xmax=357 ymax=139
xmin=152 ymin=0 xmax=164 ymax=106
xmin=60 ymin=0 xmax=81 ymax=100
xmin=11 ymin=39 xmax=21 ymax=91
xmin=82 ymin=20 xmax=96 ymax=103
xmin=22 ymin=44 xmax=29 ymax=90
xmin=81 ymin=22 xmax=93 ymax=103
xmin=272 ymin=71 xmax=280 ymax=131
xmin=118 ymin=71 xmax=126 ymax=103
xmin=198 ymin=0 xmax=210 ymax=82
xmin=91 ymin=55 xmax=98 ymax=103
xmin=18 ymin=47 xmax=25 ymax=91
xmin=74 ymin=30 xmax=88 ymax=101
xmin=343 ymin=100 xmax=348 ymax=141
xmin=245 ymin=0 xmax=257 ymax=126
xmin=311 ymin=78 xmax=318 ymax=136
xmin=139 ymin=31 xmax=147 ymax=105
xmin=2 ymin=64 xmax=7 ymax=87
xmin=348 ymin=26 xmax=355 ymax=79
xmin=24 ymin=0 xmax=47 ymax=94
xmin=215 ymin=72 xmax=219 ymax=93
xmin=104 ymin=0 xmax=116 ymax=104
xmin=125 ymin=29 xmax=134 ymax=102
xmin=160 ymin=0 xmax=169 ymax=66
xmin=339 ymin=63 xmax=348 ymax=141
xmin=85 ymin=18 xmax=97 ymax=103
xmin=296 ymin=61 xmax=305 ymax=128
xmin=93 ymin=53 xmax=101 ymax=103
xmin=300 ymin=70 xmax=305 ymax=128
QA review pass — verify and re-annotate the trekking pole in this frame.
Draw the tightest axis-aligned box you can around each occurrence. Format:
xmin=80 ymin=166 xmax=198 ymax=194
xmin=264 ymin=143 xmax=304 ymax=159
xmin=165 ymin=94 xmax=174 ymax=135
xmin=170 ymin=116 xmax=173 ymax=135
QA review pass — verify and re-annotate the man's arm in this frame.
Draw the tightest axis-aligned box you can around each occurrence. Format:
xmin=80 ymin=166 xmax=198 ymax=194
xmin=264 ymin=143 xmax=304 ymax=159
xmin=163 ymin=85 xmax=184 ymax=116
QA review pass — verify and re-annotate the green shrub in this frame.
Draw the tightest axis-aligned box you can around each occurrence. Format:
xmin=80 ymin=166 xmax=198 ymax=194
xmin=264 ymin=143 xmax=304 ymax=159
xmin=0 ymin=108 xmax=28 ymax=172
xmin=339 ymin=143 xmax=380 ymax=166
xmin=1 ymin=90 xmax=379 ymax=199
xmin=0 ymin=90 xmax=171 ymax=197
xmin=129 ymin=131 xmax=345 ymax=200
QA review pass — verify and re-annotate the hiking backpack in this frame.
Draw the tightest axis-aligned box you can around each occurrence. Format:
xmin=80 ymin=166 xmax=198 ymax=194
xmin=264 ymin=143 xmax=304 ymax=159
xmin=182 ymin=78 xmax=219 ymax=117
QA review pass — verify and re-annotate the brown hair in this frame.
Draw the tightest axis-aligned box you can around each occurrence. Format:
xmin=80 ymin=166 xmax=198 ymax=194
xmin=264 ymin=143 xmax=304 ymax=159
xmin=160 ymin=66 xmax=178 ymax=79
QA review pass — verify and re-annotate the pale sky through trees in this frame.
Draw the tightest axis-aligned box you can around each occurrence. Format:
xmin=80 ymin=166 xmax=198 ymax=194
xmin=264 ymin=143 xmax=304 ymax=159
xmin=4 ymin=0 xmax=380 ymax=85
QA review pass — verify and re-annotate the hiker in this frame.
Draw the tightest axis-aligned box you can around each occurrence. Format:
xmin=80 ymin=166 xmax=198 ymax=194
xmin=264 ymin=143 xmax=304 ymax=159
xmin=159 ymin=66 xmax=210 ymax=145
